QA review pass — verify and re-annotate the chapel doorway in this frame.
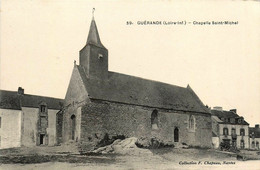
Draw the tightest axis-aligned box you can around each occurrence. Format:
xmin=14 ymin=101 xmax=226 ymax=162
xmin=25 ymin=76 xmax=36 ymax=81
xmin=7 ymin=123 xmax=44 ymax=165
xmin=71 ymin=115 xmax=76 ymax=140
xmin=174 ymin=127 xmax=179 ymax=142
xmin=40 ymin=134 xmax=45 ymax=145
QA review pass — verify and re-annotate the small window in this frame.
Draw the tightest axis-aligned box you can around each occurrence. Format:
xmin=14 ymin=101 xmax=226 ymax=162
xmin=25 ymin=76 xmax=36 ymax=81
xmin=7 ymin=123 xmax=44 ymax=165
xmin=223 ymin=127 xmax=229 ymax=136
xmin=40 ymin=105 xmax=46 ymax=112
xmin=188 ymin=115 xmax=195 ymax=130
xmin=240 ymin=128 xmax=245 ymax=136
xmin=151 ymin=110 xmax=158 ymax=130
xmin=98 ymin=54 xmax=103 ymax=59
xmin=256 ymin=141 xmax=259 ymax=149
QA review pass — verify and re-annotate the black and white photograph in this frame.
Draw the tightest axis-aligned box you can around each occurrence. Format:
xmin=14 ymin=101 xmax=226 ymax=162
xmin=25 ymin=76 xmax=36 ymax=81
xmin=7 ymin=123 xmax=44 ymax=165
xmin=0 ymin=0 xmax=260 ymax=169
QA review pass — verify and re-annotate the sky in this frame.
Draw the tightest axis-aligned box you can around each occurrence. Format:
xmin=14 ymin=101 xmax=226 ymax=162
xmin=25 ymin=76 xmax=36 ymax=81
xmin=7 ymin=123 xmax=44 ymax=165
xmin=1 ymin=0 xmax=260 ymax=125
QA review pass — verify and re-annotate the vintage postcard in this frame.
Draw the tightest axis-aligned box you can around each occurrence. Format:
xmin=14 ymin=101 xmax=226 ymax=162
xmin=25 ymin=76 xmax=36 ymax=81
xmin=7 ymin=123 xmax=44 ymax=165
xmin=0 ymin=0 xmax=260 ymax=169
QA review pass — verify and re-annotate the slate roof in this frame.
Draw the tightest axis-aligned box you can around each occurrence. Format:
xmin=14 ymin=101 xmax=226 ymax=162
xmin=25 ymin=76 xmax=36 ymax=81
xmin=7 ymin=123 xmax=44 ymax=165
xmin=21 ymin=94 xmax=63 ymax=110
xmin=76 ymin=65 xmax=210 ymax=114
xmin=212 ymin=115 xmax=223 ymax=123
xmin=86 ymin=19 xmax=105 ymax=48
xmin=249 ymin=127 xmax=260 ymax=138
xmin=211 ymin=109 xmax=249 ymax=125
xmin=211 ymin=110 xmax=239 ymax=118
xmin=75 ymin=18 xmax=209 ymax=114
xmin=0 ymin=90 xmax=63 ymax=110
xmin=0 ymin=90 xmax=21 ymax=110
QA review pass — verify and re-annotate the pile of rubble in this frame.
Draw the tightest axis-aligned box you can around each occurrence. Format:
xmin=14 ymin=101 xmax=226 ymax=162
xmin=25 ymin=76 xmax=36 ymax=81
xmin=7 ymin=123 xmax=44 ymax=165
xmin=91 ymin=137 xmax=152 ymax=155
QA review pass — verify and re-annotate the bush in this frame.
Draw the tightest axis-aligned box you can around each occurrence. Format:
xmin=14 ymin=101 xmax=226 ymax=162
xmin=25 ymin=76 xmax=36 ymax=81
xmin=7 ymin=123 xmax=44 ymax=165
xmin=96 ymin=133 xmax=126 ymax=148
xmin=219 ymin=142 xmax=230 ymax=151
xmin=135 ymin=137 xmax=174 ymax=149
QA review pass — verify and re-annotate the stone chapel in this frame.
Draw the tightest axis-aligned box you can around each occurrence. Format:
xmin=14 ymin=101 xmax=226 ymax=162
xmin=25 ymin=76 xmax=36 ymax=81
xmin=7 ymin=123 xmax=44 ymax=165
xmin=62 ymin=16 xmax=212 ymax=150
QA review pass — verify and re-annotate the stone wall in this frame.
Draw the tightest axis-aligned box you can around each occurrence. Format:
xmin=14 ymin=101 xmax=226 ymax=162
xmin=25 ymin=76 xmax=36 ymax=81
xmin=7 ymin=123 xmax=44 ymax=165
xmin=63 ymin=105 xmax=83 ymax=143
xmin=79 ymin=100 xmax=212 ymax=150
xmin=0 ymin=109 xmax=22 ymax=149
xmin=63 ymin=65 xmax=89 ymax=142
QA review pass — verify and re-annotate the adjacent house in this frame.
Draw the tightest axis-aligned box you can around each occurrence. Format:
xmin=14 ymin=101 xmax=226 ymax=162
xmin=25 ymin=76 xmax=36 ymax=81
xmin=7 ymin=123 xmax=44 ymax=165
xmin=0 ymin=87 xmax=63 ymax=149
xmin=62 ymin=17 xmax=213 ymax=151
xmin=249 ymin=124 xmax=260 ymax=150
xmin=211 ymin=107 xmax=249 ymax=149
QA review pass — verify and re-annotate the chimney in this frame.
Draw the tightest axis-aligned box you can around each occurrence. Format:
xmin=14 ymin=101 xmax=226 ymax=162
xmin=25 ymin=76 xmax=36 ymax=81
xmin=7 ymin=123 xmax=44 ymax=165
xmin=213 ymin=106 xmax=223 ymax=111
xmin=255 ymin=124 xmax=259 ymax=129
xmin=230 ymin=109 xmax=237 ymax=113
xmin=18 ymin=87 xmax=24 ymax=95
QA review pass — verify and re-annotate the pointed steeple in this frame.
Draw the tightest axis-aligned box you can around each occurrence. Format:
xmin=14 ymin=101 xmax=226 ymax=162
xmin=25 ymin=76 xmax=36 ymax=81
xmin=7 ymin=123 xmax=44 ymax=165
xmin=79 ymin=9 xmax=108 ymax=79
xmin=86 ymin=10 xmax=105 ymax=48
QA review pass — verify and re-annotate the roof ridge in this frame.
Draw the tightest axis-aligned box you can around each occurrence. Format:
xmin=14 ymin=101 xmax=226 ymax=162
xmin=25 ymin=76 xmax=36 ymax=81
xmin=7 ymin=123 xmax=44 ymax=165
xmin=0 ymin=89 xmax=17 ymax=93
xmin=22 ymin=93 xmax=63 ymax=100
xmin=186 ymin=85 xmax=207 ymax=111
xmin=0 ymin=89 xmax=63 ymax=100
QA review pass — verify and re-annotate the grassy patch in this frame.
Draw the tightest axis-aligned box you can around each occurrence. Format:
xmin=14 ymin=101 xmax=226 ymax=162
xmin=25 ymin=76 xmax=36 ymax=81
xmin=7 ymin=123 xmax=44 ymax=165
xmin=0 ymin=154 xmax=117 ymax=164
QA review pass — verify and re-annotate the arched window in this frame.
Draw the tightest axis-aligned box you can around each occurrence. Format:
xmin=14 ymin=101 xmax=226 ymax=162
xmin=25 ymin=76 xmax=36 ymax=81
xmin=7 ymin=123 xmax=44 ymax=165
xmin=223 ymin=127 xmax=229 ymax=136
xmin=252 ymin=141 xmax=255 ymax=148
xmin=240 ymin=128 xmax=245 ymax=136
xmin=151 ymin=110 xmax=158 ymax=130
xmin=174 ymin=127 xmax=179 ymax=142
xmin=240 ymin=140 xmax=245 ymax=149
xmin=188 ymin=115 xmax=195 ymax=131
xmin=71 ymin=115 xmax=76 ymax=140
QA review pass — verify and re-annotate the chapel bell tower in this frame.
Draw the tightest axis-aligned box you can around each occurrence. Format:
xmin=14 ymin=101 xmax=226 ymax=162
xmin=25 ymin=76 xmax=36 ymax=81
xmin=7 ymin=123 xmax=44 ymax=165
xmin=79 ymin=10 xmax=108 ymax=79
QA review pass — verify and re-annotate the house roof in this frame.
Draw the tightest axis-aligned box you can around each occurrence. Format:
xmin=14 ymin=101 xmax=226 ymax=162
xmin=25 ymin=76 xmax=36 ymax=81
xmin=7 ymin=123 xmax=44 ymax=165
xmin=249 ymin=127 xmax=260 ymax=138
xmin=212 ymin=115 xmax=223 ymax=123
xmin=76 ymin=65 xmax=210 ymax=114
xmin=21 ymin=94 xmax=63 ymax=110
xmin=211 ymin=109 xmax=240 ymax=118
xmin=0 ymin=90 xmax=21 ymax=110
xmin=0 ymin=89 xmax=63 ymax=110
xmin=211 ymin=109 xmax=249 ymax=125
